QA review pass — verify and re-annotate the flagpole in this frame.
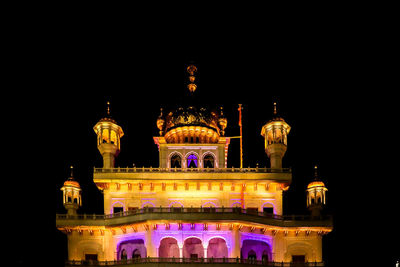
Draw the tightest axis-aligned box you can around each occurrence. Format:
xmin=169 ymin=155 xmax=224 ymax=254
xmin=238 ymin=104 xmax=243 ymax=169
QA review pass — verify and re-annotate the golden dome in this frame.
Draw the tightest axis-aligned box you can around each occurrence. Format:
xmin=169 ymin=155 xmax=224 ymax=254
xmin=307 ymin=180 xmax=326 ymax=189
xmin=63 ymin=178 xmax=81 ymax=189
xmin=159 ymin=106 xmax=225 ymax=143
xmin=61 ymin=166 xmax=81 ymax=189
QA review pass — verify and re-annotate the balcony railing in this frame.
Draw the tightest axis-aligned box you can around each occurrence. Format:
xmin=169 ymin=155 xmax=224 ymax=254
xmin=94 ymin=167 xmax=291 ymax=173
xmin=65 ymin=257 xmax=324 ymax=266
xmin=56 ymin=207 xmax=331 ymax=222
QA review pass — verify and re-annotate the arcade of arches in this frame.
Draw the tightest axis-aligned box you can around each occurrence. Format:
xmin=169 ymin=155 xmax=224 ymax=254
xmin=118 ymin=237 xmax=271 ymax=260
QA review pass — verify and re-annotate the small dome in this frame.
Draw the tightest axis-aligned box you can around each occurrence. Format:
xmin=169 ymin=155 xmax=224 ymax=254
xmin=307 ymin=180 xmax=325 ymax=189
xmin=63 ymin=176 xmax=81 ymax=189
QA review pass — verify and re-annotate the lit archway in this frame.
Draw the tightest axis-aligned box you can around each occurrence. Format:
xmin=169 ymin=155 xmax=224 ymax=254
xmin=159 ymin=237 xmax=180 ymax=258
xmin=183 ymin=237 xmax=204 ymax=259
xmin=170 ymin=153 xmax=182 ymax=168
xmin=241 ymin=240 xmax=271 ymax=261
xmin=117 ymin=239 xmax=146 ymax=260
xmin=187 ymin=154 xmax=198 ymax=168
xmin=203 ymin=154 xmax=215 ymax=168
xmin=207 ymin=238 xmax=228 ymax=258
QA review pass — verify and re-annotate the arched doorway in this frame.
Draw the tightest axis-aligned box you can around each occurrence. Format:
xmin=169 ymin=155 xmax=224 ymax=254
xmin=159 ymin=237 xmax=180 ymax=258
xmin=132 ymin=249 xmax=141 ymax=259
xmin=121 ymin=249 xmax=127 ymax=260
xmin=170 ymin=154 xmax=182 ymax=168
xmin=118 ymin=239 xmax=146 ymax=260
xmin=203 ymin=154 xmax=215 ymax=168
xmin=207 ymin=238 xmax=228 ymax=258
xmin=241 ymin=240 xmax=271 ymax=261
xmin=248 ymin=250 xmax=257 ymax=262
xmin=187 ymin=154 xmax=198 ymax=168
xmin=183 ymin=237 xmax=204 ymax=259
xmin=262 ymin=250 xmax=269 ymax=263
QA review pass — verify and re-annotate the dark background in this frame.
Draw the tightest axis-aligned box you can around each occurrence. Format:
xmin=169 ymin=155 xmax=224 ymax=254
xmin=8 ymin=16 xmax=398 ymax=266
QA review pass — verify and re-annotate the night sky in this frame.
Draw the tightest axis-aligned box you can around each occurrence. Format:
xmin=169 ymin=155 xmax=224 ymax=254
xmin=9 ymin=27 xmax=398 ymax=266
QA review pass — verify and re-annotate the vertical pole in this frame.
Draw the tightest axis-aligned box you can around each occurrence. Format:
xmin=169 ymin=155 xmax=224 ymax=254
xmin=238 ymin=104 xmax=243 ymax=169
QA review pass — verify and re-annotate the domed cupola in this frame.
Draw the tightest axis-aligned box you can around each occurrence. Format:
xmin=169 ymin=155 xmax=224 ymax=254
xmin=155 ymin=64 xmax=228 ymax=144
xmin=158 ymin=105 xmax=224 ymax=144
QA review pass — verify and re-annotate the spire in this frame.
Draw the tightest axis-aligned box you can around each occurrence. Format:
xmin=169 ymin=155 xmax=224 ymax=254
xmin=273 ymin=102 xmax=277 ymax=115
xmin=107 ymin=101 xmax=111 ymax=116
xmin=314 ymin=165 xmax=319 ymax=180
xmin=70 ymin=165 xmax=74 ymax=178
xmin=187 ymin=64 xmax=198 ymax=94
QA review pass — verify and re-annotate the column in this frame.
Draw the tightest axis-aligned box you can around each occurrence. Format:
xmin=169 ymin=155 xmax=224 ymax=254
xmin=145 ymin=228 xmax=156 ymax=257
xmin=231 ymin=225 xmax=241 ymax=258
xmin=203 ymin=243 xmax=208 ymax=258
xmin=179 ymin=245 xmax=183 ymax=258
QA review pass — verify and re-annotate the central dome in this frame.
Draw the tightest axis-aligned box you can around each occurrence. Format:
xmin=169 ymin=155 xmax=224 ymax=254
xmin=157 ymin=106 xmax=226 ymax=144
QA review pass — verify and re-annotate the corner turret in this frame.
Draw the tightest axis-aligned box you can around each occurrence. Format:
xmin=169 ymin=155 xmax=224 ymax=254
xmin=60 ymin=166 xmax=81 ymax=215
xmin=260 ymin=103 xmax=291 ymax=170
xmin=93 ymin=102 xmax=124 ymax=168
xmin=306 ymin=166 xmax=328 ymax=219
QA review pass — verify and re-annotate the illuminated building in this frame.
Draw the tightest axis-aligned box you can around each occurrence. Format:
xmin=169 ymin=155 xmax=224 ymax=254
xmin=56 ymin=66 xmax=332 ymax=266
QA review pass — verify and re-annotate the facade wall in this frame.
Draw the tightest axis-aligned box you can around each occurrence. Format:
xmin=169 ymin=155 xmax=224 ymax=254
xmin=158 ymin=144 xmax=227 ymax=169
xmin=103 ymin=181 xmax=283 ymax=216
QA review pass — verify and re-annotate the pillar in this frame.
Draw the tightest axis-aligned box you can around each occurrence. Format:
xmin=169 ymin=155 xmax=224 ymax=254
xmin=179 ymin=245 xmax=183 ymax=258
xmin=145 ymin=229 xmax=156 ymax=257
xmin=231 ymin=226 xmax=241 ymax=258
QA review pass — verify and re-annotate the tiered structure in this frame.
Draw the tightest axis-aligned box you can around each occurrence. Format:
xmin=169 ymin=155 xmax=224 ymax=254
xmin=60 ymin=166 xmax=82 ymax=215
xmin=306 ymin=166 xmax=328 ymax=219
xmin=56 ymin=66 xmax=332 ymax=266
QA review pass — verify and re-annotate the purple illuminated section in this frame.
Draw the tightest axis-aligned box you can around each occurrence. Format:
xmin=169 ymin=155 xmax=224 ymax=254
xmin=187 ymin=154 xmax=198 ymax=168
xmin=115 ymin=226 xmax=273 ymax=260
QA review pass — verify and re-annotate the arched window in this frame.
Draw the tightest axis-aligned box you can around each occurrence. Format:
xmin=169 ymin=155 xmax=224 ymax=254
xmin=248 ymin=250 xmax=257 ymax=262
xmin=132 ymin=249 xmax=141 ymax=259
xmin=102 ymin=129 xmax=110 ymax=143
xmin=262 ymin=250 xmax=269 ymax=263
xmin=187 ymin=154 xmax=198 ymax=168
xmin=110 ymin=130 xmax=117 ymax=145
xmin=121 ymin=249 xmax=127 ymax=260
xmin=203 ymin=154 xmax=215 ymax=168
xmin=171 ymin=154 xmax=182 ymax=168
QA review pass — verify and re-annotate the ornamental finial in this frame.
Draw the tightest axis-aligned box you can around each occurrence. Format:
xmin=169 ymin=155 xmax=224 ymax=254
xmin=187 ymin=64 xmax=198 ymax=93
xmin=314 ymin=165 xmax=319 ymax=180
xmin=107 ymin=101 xmax=111 ymax=116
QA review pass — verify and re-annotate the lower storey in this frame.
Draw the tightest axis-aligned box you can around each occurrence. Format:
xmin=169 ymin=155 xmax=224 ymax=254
xmin=65 ymin=224 xmax=324 ymax=264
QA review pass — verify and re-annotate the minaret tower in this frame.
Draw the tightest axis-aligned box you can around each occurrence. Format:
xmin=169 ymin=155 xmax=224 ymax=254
xmin=306 ymin=166 xmax=328 ymax=219
xmin=260 ymin=102 xmax=291 ymax=170
xmin=93 ymin=102 xmax=124 ymax=168
xmin=60 ymin=166 xmax=82 ymax=215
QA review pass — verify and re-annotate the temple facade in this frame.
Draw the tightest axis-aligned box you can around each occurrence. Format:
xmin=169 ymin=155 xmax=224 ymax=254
xmin=56 ymin=66 xmax=332 ymax=266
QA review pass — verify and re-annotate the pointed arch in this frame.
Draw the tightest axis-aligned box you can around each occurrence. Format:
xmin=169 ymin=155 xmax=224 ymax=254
xmin=202 ymin=151 xmax=218 ymax=168
xmin=168 ymin=151 xmax=184 ymax=168
xmin=185 ymin=151 xmax=200 ymax=168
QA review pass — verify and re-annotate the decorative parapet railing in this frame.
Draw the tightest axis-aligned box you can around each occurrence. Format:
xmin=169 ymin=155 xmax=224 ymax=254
xmin=65 ymin=257 xmax=324 ymax=266
xmin=56 ymin=207 xmax=332 ymax=228
xmin=94 ymin=167 xmax=292 ymax=174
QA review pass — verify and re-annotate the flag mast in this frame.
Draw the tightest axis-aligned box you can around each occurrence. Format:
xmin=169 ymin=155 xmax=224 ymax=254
xmin=238 ymin=104 xmax=243 ymax=169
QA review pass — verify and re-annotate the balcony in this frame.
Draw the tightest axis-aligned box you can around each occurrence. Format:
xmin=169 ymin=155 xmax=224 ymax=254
xmin=65 ymin=257 xmax=325 ymax=266
xmin=93 ymin=167 xmax=292 ymax=183
xmin=94 ymin=167 xmax=292 ymax=174
xmin=56 ymin=207 xmax=332 ymax=228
